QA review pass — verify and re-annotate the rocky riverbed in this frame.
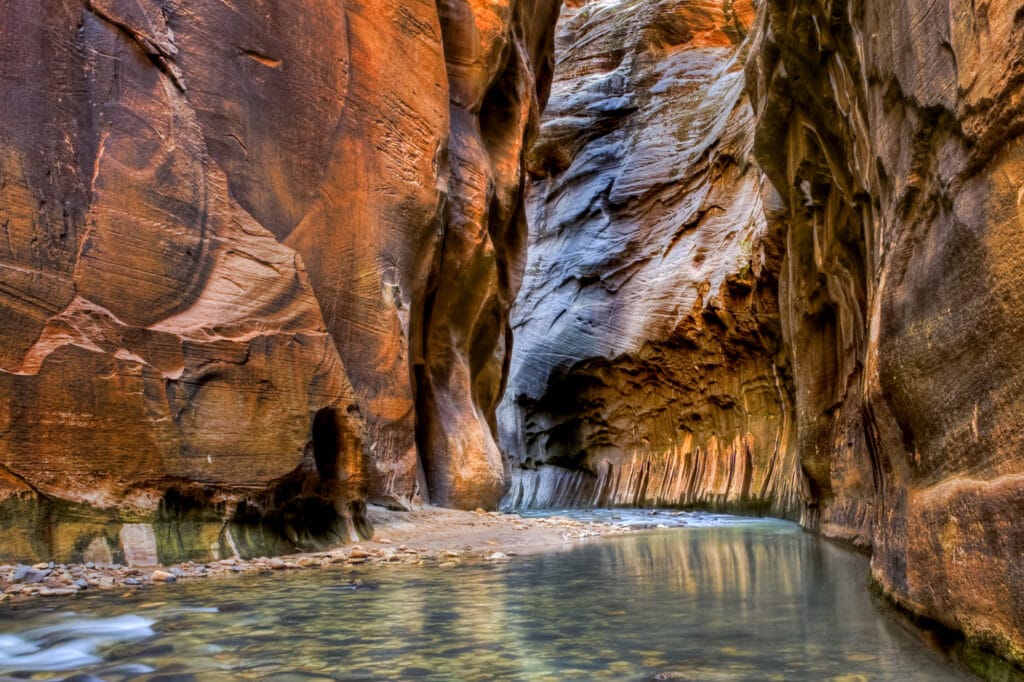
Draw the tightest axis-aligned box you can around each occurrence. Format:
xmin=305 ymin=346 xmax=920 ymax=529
xmin=0 ymin=507 xmax=632 ymax=604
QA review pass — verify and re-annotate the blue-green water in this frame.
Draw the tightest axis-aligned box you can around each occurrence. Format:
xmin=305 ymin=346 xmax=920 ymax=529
xmin=0 ymin=514 xmax=970 ymax=680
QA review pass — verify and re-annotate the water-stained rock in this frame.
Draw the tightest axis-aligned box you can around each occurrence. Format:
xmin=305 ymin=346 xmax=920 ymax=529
xmin=749 ymin=0 xmax=1024 ymax=667
xmin=0 ymin=0 xmax=365 ymax=562
xmin=499 ymin=0 xmax=805 ymax=516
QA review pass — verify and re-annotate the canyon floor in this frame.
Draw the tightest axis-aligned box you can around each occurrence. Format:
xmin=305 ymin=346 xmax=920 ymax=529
xmin=0 ymin=507 xmax=633 ymax=604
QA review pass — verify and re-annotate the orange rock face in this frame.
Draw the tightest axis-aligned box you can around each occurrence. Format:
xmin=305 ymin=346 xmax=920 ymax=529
xmin=0 ymin=0 xmax=368 ymax=562
xmin=750 ymin=0 xmax=1024 ymax=667
xmin=499 ymin=0 xmax=804 ymax=516
xmin=0 ymin=0 xmax=557 ymax=561
xmin=418 ymin=0 xmax=560 ymax=509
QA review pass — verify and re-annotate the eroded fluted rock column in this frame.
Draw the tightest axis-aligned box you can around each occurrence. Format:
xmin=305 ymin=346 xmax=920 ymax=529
xmin=498 ymin=0 xmax=805 ymax=516
xmin=416 ymin=0 xmax=560 ymax=508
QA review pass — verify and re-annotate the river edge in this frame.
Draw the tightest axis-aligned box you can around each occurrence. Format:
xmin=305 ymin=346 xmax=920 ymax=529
xmin=0 ymin=506 xmax=635 ymax=605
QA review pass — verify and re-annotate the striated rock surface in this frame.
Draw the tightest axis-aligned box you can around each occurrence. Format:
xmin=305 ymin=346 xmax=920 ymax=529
xmin=498 ymin=0 xmax=805 ymax=516
xmin=417 ymin=0 xmax=560 ymax=509
xmin=750 ymin=0 xmax=1024 ymax=667
xmin=0 ymin=0 xmax=371 ymax=562
xmin=0 ymin=0 xmax=557 ymax=561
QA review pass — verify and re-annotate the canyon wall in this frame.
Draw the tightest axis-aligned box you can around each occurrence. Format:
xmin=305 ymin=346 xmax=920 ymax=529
xmin=749 ymin=0 xmax=1024 ymax=668
xmin=0 ymin=0 xmax=557 ymax=562
xmin=498 ymin=0 xmax=805 ymax=516
xmin=502 ymin=0 xmax=1024 ymax=668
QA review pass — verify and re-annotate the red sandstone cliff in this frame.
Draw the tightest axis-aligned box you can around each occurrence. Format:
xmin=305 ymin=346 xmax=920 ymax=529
xmin=501 ymin=0 xmax=1024 ymax=670
xmin=750 ymin=0 xmax=1024 ymax=667
xmin=0 ymin=0 xmax=557 ymax=562
xmin=4 ymin=0 xmax=1024 ymax=671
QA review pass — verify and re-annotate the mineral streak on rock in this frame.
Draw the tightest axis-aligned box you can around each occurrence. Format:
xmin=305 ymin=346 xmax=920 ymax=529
xmin=749 ymin=0 xmax=1024 ymax=666
xmin=0 ymin=0 xmax=558 ymax=560
xmin=498 ymin=0 xmax=805 ymax=517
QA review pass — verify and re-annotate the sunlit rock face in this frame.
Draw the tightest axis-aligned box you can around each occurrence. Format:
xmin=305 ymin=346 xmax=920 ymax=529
xmin=499 ymin=0 xmax=805 ymax=517
xmin=749 ymin=0 xmax=1024 ymax=666
xmin=0 ymin=0 xmax=557 ymax=561
xmin=0 ymin=0 xmax=368 ymax=562
xmin=418 ymin=0 xmax=561 ymax=509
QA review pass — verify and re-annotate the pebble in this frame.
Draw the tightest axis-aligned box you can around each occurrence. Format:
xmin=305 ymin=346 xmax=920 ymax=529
xmin=23 ymin=569 xmax=49 ymax=584
xmin=0 ymin=511 xmax=632 ymax=606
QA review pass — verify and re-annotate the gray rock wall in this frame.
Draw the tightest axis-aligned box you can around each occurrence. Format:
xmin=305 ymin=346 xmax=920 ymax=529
xmin=499 ymin=0 xmax=804 ymax=517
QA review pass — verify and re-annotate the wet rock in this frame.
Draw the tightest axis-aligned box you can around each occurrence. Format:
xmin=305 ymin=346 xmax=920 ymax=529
xmin=21 ymin=568 xmax=49 ymax=584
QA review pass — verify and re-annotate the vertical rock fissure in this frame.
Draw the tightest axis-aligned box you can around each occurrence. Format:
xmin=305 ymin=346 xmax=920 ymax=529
xmin=413 ymin=0 xmax=560 ymax=509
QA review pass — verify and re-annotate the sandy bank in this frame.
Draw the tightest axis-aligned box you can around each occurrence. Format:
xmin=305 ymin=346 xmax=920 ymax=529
xmin=0 ymin=507 xmax=632 ymax=603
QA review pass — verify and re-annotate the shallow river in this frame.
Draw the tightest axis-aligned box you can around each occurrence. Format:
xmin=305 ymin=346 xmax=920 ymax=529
xmin=0 ymin=512 xmax=970 ymax=680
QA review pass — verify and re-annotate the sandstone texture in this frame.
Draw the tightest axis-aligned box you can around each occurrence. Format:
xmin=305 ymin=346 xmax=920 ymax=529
xmin=418 ymin=0 xmax=560 ymax=509
xmin=749 ymin=0 xmax=1024 ymax=667
xmin=499 ymin=0 xmax=804 ymax=516
xmin=0 ymin=0 xmax=557 ymax=562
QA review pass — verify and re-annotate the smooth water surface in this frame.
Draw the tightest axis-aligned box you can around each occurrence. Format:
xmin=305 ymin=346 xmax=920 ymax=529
xmin=0 ymin=513 xmax=969 ymax=680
